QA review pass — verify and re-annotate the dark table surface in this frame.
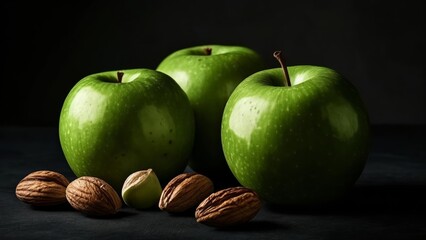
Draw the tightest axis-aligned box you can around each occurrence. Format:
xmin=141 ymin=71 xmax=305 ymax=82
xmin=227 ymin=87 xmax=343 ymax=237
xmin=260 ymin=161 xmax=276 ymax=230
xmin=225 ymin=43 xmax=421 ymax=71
xmin=1 ymin=125 xmax=425 ymax=240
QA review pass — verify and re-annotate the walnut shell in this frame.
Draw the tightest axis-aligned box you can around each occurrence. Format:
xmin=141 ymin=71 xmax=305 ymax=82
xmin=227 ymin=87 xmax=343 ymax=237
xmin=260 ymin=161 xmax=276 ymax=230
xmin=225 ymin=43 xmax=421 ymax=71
xmin=66 ymin=176 xmax=122 ymax=216
xmin=159 ymin=172 xmax=214 ymax=213
xmin=195 ymin=186 xmax=261 ymax=227
xmin=15 ymin=170 xmax=70 ymax=206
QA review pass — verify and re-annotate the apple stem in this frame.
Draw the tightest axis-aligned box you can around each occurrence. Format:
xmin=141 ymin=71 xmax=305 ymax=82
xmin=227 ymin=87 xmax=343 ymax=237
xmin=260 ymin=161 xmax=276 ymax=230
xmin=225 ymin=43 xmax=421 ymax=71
xmin=273 ymin=51 xmax=291 ymax=87
xmin=117 ymin=71 xmax=124 ymax=83
xmin=204 ymin=47 xmax=212 ymax=55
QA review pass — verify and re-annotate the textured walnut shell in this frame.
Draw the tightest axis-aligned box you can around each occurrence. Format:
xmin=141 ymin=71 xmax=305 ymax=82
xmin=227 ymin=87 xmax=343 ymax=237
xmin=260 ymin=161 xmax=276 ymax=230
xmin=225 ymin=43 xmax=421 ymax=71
xmin=15 ymin=170 xmax=70 ymax=206
xmin=66 ymin=176 xmax=122 ymax=216
xmin=195 ymin=186 xmax=261 ymax=227
xmin=159 ymin=172 xmax=214 ymax=213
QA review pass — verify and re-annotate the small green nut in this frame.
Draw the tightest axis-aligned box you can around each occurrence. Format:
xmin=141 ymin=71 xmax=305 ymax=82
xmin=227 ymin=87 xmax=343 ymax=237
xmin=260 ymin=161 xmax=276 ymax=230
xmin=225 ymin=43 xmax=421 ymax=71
xmin=121 ymin=169 xmax=163 ymax=209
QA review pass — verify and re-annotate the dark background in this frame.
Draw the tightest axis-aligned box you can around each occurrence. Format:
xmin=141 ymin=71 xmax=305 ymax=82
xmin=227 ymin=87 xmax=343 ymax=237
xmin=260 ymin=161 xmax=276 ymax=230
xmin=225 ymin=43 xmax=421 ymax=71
xmin=2 ymin=2 xmax=426 ymax=239
xmin=2 ymin=0 xmax=425 ymax=127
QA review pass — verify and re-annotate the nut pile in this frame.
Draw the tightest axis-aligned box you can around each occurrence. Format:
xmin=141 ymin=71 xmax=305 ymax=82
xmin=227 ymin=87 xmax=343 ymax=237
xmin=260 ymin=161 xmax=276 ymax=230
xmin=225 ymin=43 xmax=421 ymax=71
xmin=16 ymin=169 xmax=262 ymax=227
xmin=15 ymin=170 xmax=122 ymax=217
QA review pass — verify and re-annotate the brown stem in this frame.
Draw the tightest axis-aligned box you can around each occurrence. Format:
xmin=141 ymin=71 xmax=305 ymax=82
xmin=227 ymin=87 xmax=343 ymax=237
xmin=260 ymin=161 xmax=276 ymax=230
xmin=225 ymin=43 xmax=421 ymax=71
xmin=273 ymin=51 xmax=291 ymax=87
xmin=117 ymin=71 xmax=124 ymax=83
xmin=204 ymin=47 xmax=212 ymax=55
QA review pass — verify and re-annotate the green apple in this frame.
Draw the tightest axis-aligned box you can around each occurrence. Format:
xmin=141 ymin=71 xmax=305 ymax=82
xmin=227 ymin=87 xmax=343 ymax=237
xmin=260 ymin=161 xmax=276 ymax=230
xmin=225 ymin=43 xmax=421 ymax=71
xmin=156 ymin=45 xmax=265 ymax=183
xmin=221 ymin=51 xmax=370 ymax=205
xmin=59 ymin=69 xmax=195 ymax=191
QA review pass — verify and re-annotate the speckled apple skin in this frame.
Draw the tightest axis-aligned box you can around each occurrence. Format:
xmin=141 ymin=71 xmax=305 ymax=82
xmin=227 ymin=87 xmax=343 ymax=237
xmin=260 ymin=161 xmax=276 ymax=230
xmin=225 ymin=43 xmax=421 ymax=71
xmin=221 ymin=66 xmax=370 ymax=205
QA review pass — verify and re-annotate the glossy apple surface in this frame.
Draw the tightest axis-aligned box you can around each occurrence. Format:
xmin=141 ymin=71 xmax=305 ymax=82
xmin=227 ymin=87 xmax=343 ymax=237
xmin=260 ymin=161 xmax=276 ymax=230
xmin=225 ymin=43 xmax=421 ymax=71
xmin=221 ymin=65 xmax=370 ymax=205
xmin=156 ymin=45 xmax=264 ymax=183
xmin=59 ymin=69 xmax=194 ymax=191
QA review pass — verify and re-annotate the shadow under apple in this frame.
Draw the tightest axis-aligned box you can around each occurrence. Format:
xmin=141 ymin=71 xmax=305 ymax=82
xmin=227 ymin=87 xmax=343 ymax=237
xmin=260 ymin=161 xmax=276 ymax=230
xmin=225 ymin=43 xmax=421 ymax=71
xmin=264 ymin=184 xmax=426 ymax=215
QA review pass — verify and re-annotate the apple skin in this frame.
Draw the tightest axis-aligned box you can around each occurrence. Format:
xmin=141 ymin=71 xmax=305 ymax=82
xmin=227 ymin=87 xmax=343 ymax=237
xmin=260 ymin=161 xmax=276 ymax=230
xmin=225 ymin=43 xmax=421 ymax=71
xmin=221 ymin=65 xmax=370 ymax=205
xmin=59 ymin=69 xmax=195 ymax=191
xmin=156 ymin=45 xmax=265 ymax=183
